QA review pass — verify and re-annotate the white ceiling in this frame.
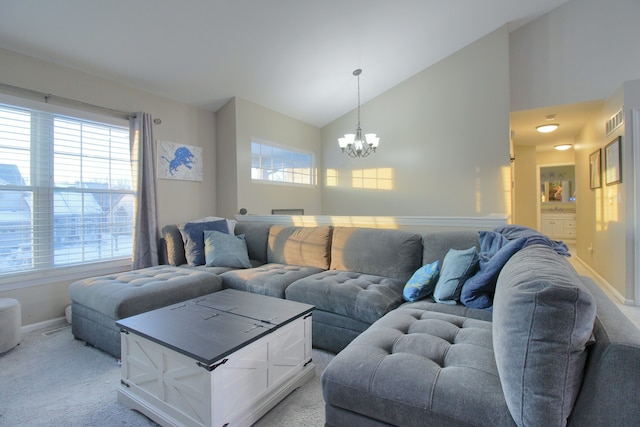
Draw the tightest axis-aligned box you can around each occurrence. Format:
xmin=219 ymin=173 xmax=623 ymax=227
xmin=0 ymin=0 xmax=571 ymax=128
xmin=510 ymin=100 xmax=605 ymax=150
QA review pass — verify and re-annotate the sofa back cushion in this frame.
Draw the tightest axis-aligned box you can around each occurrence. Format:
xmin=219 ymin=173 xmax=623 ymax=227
xmin=161 ymin=224 xmax=187 ymax=266
xmin=421 ymin=231 xmax=480 ymax=265
xmin=493 ymin=244 xmax=596 ymax=427
xmin=330 ymin=227 xmax=422 ymax=281
xmin=267 ymin=225 xmax=333 ymax=269
xmin=234 ymin=221 xmax=272 ymax=264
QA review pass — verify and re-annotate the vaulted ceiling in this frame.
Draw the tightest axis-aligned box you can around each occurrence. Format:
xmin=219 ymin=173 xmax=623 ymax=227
xmin=0 ymin=1 xmax=573 ymax=129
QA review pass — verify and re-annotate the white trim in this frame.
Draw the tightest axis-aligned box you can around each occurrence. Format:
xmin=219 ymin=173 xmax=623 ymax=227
xmin=0 ymin=258 xmax=132 ymax=291
xmin=0 ymin=92 xmax=129 ymax=127
xmin=235 ymin=214 xmax=509 ymax=230
xmin=22 ymin=316 xmax=68 ymax=334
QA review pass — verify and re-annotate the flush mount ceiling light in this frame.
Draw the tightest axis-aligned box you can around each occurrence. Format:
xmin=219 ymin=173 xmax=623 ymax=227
xmin=536 ymin=114 xmax=559 ymax=133
xmin=338 ymin=69 xmax=379 ymax=158
xmin=536 ymin=124 xmax=559 ymax=133
xmin=554 ymin=144 xmax=572 ymax=151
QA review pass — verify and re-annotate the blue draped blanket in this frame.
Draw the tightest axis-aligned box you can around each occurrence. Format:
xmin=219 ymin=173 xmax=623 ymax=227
xmin=460 ymin=225 xmax=570 ymax=309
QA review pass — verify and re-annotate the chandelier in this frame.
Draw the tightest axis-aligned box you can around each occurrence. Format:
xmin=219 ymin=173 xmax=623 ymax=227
xmin=338 ymin=69 xmax=379 ymax=158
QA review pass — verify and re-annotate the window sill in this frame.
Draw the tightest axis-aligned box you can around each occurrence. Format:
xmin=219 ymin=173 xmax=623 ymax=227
xmin=0 ymin=258 xmax=132 ymax=291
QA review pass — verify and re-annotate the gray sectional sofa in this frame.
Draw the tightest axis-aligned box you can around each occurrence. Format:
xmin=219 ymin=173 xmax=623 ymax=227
xmin=69 ymin=219 xmax=640 ymax=426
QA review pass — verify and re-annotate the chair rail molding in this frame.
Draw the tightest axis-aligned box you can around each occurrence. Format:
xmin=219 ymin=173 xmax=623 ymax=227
xmin=235 ymin=214 xmax=509 ymax=231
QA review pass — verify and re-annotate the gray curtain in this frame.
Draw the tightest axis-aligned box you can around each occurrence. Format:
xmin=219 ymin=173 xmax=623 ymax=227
xmin=130 ymin=112 xmax=159 ymax=269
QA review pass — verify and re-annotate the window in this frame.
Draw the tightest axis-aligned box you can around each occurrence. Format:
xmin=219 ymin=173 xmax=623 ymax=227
xmin=251 ymin=140 xmax=316 ymax=185
xmin=0 ymin=100 xmax=133 ymax=278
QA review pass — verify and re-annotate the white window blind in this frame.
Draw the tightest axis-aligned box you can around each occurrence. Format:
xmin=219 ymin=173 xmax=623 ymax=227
xmin=0 ymin=101 xmax=134 ymax=277
xmin=251 ymin=140 xmax=316 ymax=186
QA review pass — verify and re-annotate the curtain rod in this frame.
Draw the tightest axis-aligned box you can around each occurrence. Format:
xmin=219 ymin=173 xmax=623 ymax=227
xmin=0 ymin=82 xmax=136 ymax=120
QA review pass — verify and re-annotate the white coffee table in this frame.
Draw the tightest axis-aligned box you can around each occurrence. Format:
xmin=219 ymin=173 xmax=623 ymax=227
xmin=116 ymin=289 xmax=315 ymax=427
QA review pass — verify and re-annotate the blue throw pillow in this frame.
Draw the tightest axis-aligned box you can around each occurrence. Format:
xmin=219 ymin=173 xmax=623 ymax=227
xmin=433 ymin=247 xmax=479 ymax=304
xmin=179 ymin=219 xmax=229 ymax=266
xmin=403 ymin=260 xmax=440 ymax=302
xmin=204 ymin=230 xmax=251 ymax=268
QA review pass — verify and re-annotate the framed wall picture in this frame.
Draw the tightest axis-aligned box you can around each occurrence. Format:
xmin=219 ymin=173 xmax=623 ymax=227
xmin=157 ymin=141 xmax=203 ymax=181
xmin=605 ymin=136 xmax=622 ymax=186
xmin=589 ymin=148 xmax=602 ymax=189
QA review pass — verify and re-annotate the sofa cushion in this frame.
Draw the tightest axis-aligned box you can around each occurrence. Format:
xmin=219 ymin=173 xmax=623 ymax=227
xmin=267 ymin=225 xmax=332 ymax=269
xmin=421 ymin=230 xmax=480 ymax=265
xmin=286 ymin=270 xmax=406 ymax=325
xmin=161 ymin=224 xmax=188 ymax=266
xmin=493 ymin=244 xmax=596 ymax=427
xmin=220 ymin=263 xmax=324 ymax=299
xmin=403 ymin=260 xmax=440 ymax=302
xmin=234 ymin=221 xmax=272 ymax=264
xmin=68 ymin=265 xmax=223 ymax=319
xmin=321 ymin=307 xmax=514 ymax=426
xmin=433 ymin=246 xmax=479 ymax=304
xmin=204 ymin=230 xmax=251 ymax=268
xmin=179 ymin=219 xmax=230 ymax=266
xmin=330 ymin=227 xmax=422 ymax=282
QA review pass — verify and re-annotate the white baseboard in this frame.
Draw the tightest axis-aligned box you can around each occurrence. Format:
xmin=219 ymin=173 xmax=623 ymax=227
xmin=22 ymin=316 xmax=69 ymax=334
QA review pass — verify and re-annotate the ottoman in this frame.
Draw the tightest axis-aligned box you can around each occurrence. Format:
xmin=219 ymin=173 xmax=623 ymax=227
xmin=69 ymin=265 xmax=223 ymax=358
xmin=0 ymin=298 xmax=21 ymax=353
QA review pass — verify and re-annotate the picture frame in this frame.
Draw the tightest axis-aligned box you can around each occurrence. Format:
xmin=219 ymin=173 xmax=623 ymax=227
xmin=589 ymin=149 xmax=602 ymax=189
xmin=605 ymin=136 xmax=622 ymax=186
xmin=157 ymin=141 xmax=203 ymax=181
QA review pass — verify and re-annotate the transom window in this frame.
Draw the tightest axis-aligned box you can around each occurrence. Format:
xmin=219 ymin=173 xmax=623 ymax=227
xmin=0 ymin=99 xmax=133 ymax=278
xmin=251 ymin=140 xmax=316 ymax=186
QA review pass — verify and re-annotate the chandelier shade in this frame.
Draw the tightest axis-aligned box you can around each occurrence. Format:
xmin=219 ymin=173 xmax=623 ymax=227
xmin=338 ymin=69 xmax=379 ymax=158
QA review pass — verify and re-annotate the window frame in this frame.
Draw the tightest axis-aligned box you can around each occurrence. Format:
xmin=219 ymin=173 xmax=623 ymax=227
xmin=250 ymin=138 xmax=317 ymax=187
xmin=0 ymin=94 xmax=134 ymax=289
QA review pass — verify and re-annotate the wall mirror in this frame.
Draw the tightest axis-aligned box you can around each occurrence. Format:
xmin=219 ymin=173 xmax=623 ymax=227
xmin=540 ymin=165 xmax=575 ymax=203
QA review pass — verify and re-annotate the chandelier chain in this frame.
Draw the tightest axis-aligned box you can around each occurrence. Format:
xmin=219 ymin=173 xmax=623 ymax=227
xmin=357 ymin=72 xmax=361 ymax=128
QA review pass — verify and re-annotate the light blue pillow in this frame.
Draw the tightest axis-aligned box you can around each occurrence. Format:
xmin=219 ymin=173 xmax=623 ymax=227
xmin=178 ymin=219 xmax=229 ymax=266
xmin=403 ymin=260 xmax=440 ymax=302
xmin=433 ymin=247 xmax=479 ymax=304
xmin=204 ymin=230 xmax=251 ymax=268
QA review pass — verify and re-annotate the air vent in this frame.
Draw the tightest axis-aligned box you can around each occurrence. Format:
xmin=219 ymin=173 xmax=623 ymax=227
xmin=606 ymin=109 xmax=624 ymax=135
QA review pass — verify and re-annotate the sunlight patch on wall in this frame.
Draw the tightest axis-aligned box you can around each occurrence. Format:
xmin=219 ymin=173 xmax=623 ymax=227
xmin=352 ymin=168 xmax=394 ymax=190
xmin=502 ymin=166 xmax=512 ymax=219
xmin=595 ymin=189 xmax=603 ymax=232
xmin=325 ymin=169 xmax=338 ymax=187
xmin=604 ymin=188 xmax=620 ymax=230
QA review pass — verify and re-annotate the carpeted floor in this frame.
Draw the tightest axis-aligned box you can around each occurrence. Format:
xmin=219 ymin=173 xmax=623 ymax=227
xmin=0 ymin=325 xmax=333 ymax=426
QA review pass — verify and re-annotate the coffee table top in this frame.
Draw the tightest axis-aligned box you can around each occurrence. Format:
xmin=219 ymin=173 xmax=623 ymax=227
xmin=116 ymin=289 xmax=313 ymax=367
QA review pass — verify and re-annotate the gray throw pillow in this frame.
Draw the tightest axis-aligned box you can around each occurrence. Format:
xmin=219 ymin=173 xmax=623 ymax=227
xmin=178 ymin=219 xmax=229 ymax=266
xmin=204 ymin=230 xmax=251 ymax=268
xmin=433 ymin=246 xmax=479 ymax=304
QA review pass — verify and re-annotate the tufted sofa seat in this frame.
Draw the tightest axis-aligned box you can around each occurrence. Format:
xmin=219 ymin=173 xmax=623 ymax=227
xmin=322 ymin=307 xmax=515 ymax=426
xmin=221 ymin=263 xmax=325 ymax=299
xmin=285 ymin=271 xmax=406 ymax=325
xmin=69 ymin=265 xmax=222 ymax=357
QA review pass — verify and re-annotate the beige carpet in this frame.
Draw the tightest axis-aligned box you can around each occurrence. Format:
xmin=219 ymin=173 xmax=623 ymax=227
xmin=0 ymin=325 xmax=333 ymax=426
